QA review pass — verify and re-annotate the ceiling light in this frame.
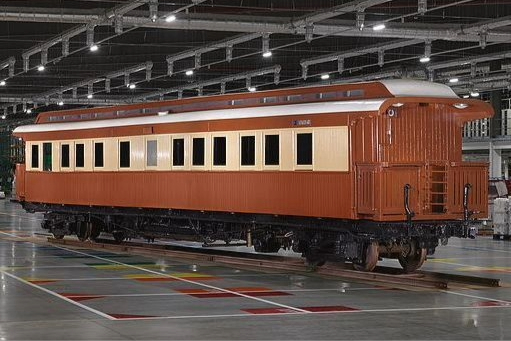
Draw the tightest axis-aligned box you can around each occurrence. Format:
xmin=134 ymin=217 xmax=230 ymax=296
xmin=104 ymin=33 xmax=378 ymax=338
xmin=449 ymin=78 xmax=459 ymax=83
xmin=165 ymin=15 xmax=176 ymax=22
xmin=462 ymin=95 xmax=470 ymax=99
xmin=129 ymin=84 xmax=136 ymax=89
xmin=185 ymin=70 xmax=194 ymax=76
xmin=87 ymin=94 xmax=93 ymax=99
xmin=37 ymin=65 xmax=45 ymax=72
xmin=470 ymin=91 xmax=480 ymax=97
xmin=26 ymin=109 xmax=32 ymax=114
xmin=373 ymin=24 xmax=386 ymax=31
xmin=419 ymin=56 xmax=430 ymax=63
xmin=90 ymin=44 xmax=99 ymax=52
xmin=321 ymin=74 xmax=330 ymax=80
xmin=1 ymin=115 xmax=5 ymax=120
xmin=0 ymin=80 xmax=5 ymax=86
xmin=248 ymin=86 xmax=256 ymax=92
xmin=262 ymin=51 xmax=272 ymax=58
xmin=57 ymin=101 xmax=64 ymax=106
xmin=454 ymin=103 xmax=469 ymax=109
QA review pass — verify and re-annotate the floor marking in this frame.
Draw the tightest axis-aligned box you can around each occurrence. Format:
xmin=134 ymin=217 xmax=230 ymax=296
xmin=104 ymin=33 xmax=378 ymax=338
xmin=440 ymin=290 xmax=511 ymax=304
xmin=0 ymin=270 xmax=115 ymax=320
xmin=50 ymin=244 xmax=312 ymax=314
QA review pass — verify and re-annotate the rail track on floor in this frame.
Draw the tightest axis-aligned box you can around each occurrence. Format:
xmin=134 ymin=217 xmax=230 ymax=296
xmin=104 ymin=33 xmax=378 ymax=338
xmin=47 ymin=237 xmax=501 ymax=291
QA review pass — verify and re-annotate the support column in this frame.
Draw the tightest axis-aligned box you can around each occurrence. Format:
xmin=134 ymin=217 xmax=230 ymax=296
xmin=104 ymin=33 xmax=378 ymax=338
xmin=490 ymin=142 xmax=502 ymax=178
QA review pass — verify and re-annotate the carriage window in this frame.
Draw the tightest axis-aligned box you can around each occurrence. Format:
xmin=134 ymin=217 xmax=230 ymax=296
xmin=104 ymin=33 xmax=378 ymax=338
xmin=147 ymin=140 xmax=157 ymax=167
xmin=264 ymin=134 xmax=279 ymax=166
xmin=94 ymin=142 xmax=104 ymax=167
xmin=61 ymin=144 xmax=70 ymax=168
xmin=173 ymin=138 xmax=184 ymax=166
xmin=296 ymin=133 xmax=313 ymax=165
xmin=241 ymin=136 xmax=255 ymax=166
xmin=31 ymin=144 xmax=39 ymax=168
xmin=213 ymin=136 xmax=226 ymax=166
xmin=192 ymin=137 xmax=205 ymax=166
xmin=42 ymin=143 xmax=52 ymax=171
xmin=75 ymin=143 xmax=84 ymax=168
xmin=119 ymin=141 xmax=130 ymax=168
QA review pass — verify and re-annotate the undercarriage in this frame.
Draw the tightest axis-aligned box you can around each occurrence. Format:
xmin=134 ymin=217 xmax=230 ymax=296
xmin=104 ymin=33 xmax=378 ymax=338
xmin=24 ymin=202 xmax=476 ymax=273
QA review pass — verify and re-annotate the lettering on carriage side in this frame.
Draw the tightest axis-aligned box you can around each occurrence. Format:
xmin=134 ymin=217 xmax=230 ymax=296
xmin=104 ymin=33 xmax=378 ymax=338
xmin=292 ymin=119 xmax=311 ymax=126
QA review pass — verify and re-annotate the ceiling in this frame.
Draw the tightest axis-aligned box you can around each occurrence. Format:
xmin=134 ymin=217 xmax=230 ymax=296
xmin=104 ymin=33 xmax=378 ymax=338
xmin=1 ymin=0 xmax=511 ymax=123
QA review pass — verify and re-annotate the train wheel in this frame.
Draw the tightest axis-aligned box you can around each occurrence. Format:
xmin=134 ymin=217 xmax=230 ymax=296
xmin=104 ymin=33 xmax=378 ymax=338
xmin=398 ymin=244 xmax=427 ymax=273
xmin=112 ymin=231 xmax=126 ymax=243
xmin=76 ymin=222 xmax=91 ymax=242
xmin=353 ymin=241 xmax=379 ymax=272
xmin=53 ymin=233 xmax=65 ymax=239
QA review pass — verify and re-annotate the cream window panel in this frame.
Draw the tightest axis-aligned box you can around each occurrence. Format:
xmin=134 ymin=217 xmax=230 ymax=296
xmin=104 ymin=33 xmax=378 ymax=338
xmin=59 ymin=141 xmax=74 ymax=172
xmin=156 ymin=135 xmax=171 ymax=171
xmin=313 ymin=127 xmax=349 ymax=172
xmin=240 ymin=131 xmax=262 ymax=171
xmin=55 ymin=141 xmax=75 ymax=172
xmin=52 ymin=142 xmax=60 ymax=172
xmin=26 ymin=142 xmax=42 ymax=171
xmin=129 ymin=136 xmax=145 ymax=171
xmin=102 ymin=138 xmax=118 ymax=171
xmin=262 ymin=130 xmax=282 ymax=171
xmin=190 ymin=133 xmax=210 ymax=171
xmin=280 ymin=130 xmax=294 ymax=171
xmin=77 ymin=140 xmax=93 ymax=171
xmin=92 ymin=139 xmax=106 ymax=171
xmin=170 ymin=135 xmax=190 ymax=171
xmin=211 ymin=132 xmax=238 ymax=171
xmin=227 ymin=132 xmax=239 ymax=171
xmin=293 ymin=129 xmax=313 ymax=171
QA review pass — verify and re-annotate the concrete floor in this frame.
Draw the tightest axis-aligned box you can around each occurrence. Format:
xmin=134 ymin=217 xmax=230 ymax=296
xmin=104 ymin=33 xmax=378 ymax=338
xmin=1 ymin=199 xmax=511 ymax=340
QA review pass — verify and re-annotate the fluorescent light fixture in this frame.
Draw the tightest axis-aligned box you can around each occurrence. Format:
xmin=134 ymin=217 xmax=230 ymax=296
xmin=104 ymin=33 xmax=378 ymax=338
xmin=165 ymin=14 xmax=176 ymax=22
xmin=373 ymin=24 xmax=386 ymax=31
xmin=87 ymin=94 xmax=93 ymax=99
xmin=129 ymin=84 xmax=136 ymax=89
xmin=449 ymin=78 xmax=459 ymax=83
xmin=470 ymin=91 xmax=480 ymax=97
xmin=90 ymin=44 xmax=99 ymax=52
xmin=320 ymin=74 xmax=330 ymax=80
xmin=262 ymin=51 xmax=272 ymax=58
xmin=419 ymin=56 xmax=430 ymax=63
xmin=57 ymin=101 xmax=64 ymax=106
xmin=0 ymin=80 xmax=5 ymax=86
xmin=248 ymin=86 xmax=256 ymax=92
xmin=37 ymin=65 xmax=45 ymax=71
xmin=185 ymin=70 xmax=194 ymax=76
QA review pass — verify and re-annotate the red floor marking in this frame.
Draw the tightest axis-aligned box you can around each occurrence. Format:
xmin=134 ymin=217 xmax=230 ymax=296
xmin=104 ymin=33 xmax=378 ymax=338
xmin=473 ymin=300 xmax=511 ymax=307
xmin=109 ymin=313 xmax=158 ymax=319
xmin=242 ymin=307 xmax=298 ymax=314
xmin=60 ymin=293 xmax=105 ymax=302
xmin=301 ymin=305 xmax=360 ymax=312
xmin=176 ymin=287 xmax=291 ymax=298
xmin=27 ymin=280 xmax=57 ymax=285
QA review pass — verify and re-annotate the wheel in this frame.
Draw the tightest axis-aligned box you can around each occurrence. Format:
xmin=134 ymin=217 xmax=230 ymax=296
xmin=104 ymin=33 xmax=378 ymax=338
xmin=353 ymin=241 xmax=379 ymax=272
xmin=398 ymin=244 xmax=427 ymax=273
xmin=52 ymin=233 xmax=65 ymax=240
xmin=76 ymin=222 xmax=90 ymax=242
xmin=112 ymin=231 xmax=126 ymax=243
xmin=253 ymin=237 xmax=280 ymax=253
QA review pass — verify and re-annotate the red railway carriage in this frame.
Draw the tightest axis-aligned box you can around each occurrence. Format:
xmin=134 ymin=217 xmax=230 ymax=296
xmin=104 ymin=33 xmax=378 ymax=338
xmin=13 ymin=80 xmax=493 ymax=272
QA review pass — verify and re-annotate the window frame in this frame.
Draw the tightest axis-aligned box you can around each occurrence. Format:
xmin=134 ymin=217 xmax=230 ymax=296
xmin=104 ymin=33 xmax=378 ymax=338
xmin=60 ymin=143 xmax=71 ymax=170
xmin=119 ymin=140 xmax=131 ymax=169
xmin=294 ymin=130 xmax=313 ymax=170
xmin=171 ymin=136 xmax=187 ymax=169
xmin=146 ymin=139 xmax=158 ymax=168
xmin=93 ymin=141 xmax=105 ymax=169
xmin=240 ymin=134 xmax=256 ymax=167
xmin=263 ymin=132 xmax=280 ymax=169
xmin=30 ymin=143 xmax=40 ymax=170
xmin=75 ymin=143 xmax=85 ymax=169
xmin=212 ymin=135 xmax=227 ymax=167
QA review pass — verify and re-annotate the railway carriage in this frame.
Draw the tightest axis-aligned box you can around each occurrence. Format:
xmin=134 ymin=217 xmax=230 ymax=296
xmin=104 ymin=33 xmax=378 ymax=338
xmin=13 ymin=80 xmax=493 ymax=272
